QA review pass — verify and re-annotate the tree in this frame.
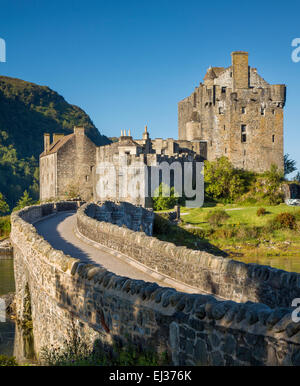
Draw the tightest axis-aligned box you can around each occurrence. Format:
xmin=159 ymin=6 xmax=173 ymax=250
xmin=13 ymin=190 xmax=35 ymax=211
xmin=0 ymin=193 xmax=9 ymax=215
xmin=204 ymin=157 xmax=246 ymax=201
xmin=152 ymin=183 xmax=179 ymax=211
xmin=284 ymin=154 xmax=297 ymax=176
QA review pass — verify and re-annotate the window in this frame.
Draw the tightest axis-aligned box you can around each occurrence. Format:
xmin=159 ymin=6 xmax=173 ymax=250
xmin=242 ymin=107 xmax=246 ymax=114
xmin=272 ymin=109 xmax=275 ymax=115
xmin=219 ymin=107 xmax=224 ymax=114
xmin=225 ymin=148 xmax=227 ymax=154
xmin=261 ymin=107 xmax=265 ymax=116
xmin=221 ymin=87 xmax=226 ymax=94
xmin=272 ymin=135 xmax=275 ymax=143
xmin=224 ymin=125 xmax=226 ymax=130
xmin=193 ymin=93 xmax=197 ymax=107
xmin=241 ymin=125 xmax=247 ymax=143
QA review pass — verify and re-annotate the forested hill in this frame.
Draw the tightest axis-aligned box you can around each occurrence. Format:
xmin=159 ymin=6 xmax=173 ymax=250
xmin=0 ymin=75 xmax=110 ymax=209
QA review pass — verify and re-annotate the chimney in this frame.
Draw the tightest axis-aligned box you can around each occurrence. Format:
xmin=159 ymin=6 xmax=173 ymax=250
xmin=231 ymin=51 xmax=249 ymax=90
xmin=44 ymin=133 xmax=50 ymax=153
xmin=74 ymin=126 xmax=85 ymax=135
xmin=53 ymin=133 xmax=64 ymax=143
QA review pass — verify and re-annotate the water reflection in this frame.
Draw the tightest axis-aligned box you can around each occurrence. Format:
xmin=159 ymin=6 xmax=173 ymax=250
xmin=233 ymin=254 xmax=300 ymax=273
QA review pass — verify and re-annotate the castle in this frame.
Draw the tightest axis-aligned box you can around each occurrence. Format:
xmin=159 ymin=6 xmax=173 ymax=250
xmin=178 ymin=51 xmax=286 ymax=172
xmin=40 ymin=51 xmax=286 ymax=207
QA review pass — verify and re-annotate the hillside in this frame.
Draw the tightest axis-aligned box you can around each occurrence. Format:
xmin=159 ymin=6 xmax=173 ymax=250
xmin=0 ymin=75 xmax=110 ymax=209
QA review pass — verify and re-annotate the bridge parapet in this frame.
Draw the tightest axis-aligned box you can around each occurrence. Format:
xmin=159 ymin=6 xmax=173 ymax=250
xmin=9 ymin=202 xmax=300 ymax=365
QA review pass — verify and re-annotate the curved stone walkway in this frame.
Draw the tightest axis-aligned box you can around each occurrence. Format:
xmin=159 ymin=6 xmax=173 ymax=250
xmin=35 ymin=211 xmax=211 ymax=295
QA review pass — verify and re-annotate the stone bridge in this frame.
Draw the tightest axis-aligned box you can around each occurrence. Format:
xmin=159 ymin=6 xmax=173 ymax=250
xmin=10 ymin=201 xmax=300 ymax=365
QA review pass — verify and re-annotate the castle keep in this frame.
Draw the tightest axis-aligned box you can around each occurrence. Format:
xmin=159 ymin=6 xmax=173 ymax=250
xmin=178 ymin=51 xmax=286 ymax=172
xmin=40 ymin=52 xmax=286 ymax=206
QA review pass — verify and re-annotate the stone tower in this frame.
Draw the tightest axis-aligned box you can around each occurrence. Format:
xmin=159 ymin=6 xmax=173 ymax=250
xmin=178 ymin=51 xmax=286 ymax=173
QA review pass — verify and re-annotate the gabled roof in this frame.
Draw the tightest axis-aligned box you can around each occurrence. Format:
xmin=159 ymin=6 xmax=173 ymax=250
xmin=40 ymin=134 xmax=74 ymax=157
xmin=204 ymin=66 xmax=226 ymax=81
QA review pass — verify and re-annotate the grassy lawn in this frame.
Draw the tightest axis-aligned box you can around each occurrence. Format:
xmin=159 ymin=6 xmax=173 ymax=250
xmin=178 ymin=203 xmax=300 ymax=273
xmin=181 ymin=203 xmax=300 ymax=228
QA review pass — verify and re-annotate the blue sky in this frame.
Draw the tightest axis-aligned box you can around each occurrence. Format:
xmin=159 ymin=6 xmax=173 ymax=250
xmin=0 ymin=0 xmax=299 ymax=176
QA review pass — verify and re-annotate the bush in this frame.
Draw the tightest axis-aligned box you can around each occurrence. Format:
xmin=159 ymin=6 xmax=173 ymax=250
xmin=257 ymin=208 xmax=267 ymax=217
xmin=204 ymin=157 xmax=249 ymax=201
xmin=274 ymin=212 xmax=297 ymax=230
xmin=0 ymin=355 xmax=18 ymax=366
xmin=206 ymin=209 xmax=230 ymax=227
xmin=235 ymin=226 xmax=261 ymax=240
xmin=0 ymin=216 xmax=11 ymax=239
xmin=153 ymin=214 xmax=171 ymax=235
xmin=152 ymin=183 xmax=179 ymax=211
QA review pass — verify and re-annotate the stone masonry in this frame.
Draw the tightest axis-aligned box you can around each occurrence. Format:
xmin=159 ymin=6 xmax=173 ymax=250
xmin=10 ymin=203 xmax=300 ymax=365
xmin=178 ymin=51 xmax=286 ymax=173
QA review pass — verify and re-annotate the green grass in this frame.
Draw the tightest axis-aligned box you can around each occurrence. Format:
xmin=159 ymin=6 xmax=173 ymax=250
xmin=181 ymin=203 xmax=300 ymax=228
xmin=178 ymin=203 xmax=300 ymax=272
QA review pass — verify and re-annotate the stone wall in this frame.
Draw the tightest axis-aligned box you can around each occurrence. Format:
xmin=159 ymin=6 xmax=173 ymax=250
xmin=78 ymin=203 xmax=300 ymax=309
xmin=10 ymin=203 xmax=300 ymax=365
xmin=89 ymin=201 xmax=154 ymax=236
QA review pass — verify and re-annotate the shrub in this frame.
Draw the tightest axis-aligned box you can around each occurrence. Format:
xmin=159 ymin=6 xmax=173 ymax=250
xmin=153 ymin=214 xmax=172 ymax=235
xmin=213 ymin=226 xmax=236 ymax=239
xmin=235 ymin=226 xmax=261 ymax=240
xmin=274 ymin=212 xmax=296 ymax=230
xmin=0 ymin=216 xmax=11 ymax=239
xmin=257 ymin=208 xmax=267 ymax=217
xmin=152 ymin=183 xmax=179 ymax=211
xmin=206 ymin=209 xmax=230 ymax=227
xmin=204 ymin=157 xmax=249 ymax=201
xmin=0 ymin=355 xmax=18 ymax=366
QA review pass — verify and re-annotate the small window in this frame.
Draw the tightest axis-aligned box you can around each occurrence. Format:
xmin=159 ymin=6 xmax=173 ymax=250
xmin=241 ymin=125 xmax=247 ymax=143
xmin=230 ymin=72 xmax=233 ymax=77
xmin=272 ymin=109 xmax=275 ymax=115
xmin=242 ymin=107 xmax=246 ymax=114
xmin=261 ymin=107 xmax=265 ymax=116
xmin=272 ymin=135 xmax=275 ymax=143
xmin=225 ymin=148 xmax=227 ymax=154
xmin=221 ymin=87 xmax=226 ymax=94
xmin=219 ymin=107 xmax=224 ymax=114
xmin=224 ymin=125 xmax=226 ymax=130
xmin=193 ymin=93 xmax=197 ymax=107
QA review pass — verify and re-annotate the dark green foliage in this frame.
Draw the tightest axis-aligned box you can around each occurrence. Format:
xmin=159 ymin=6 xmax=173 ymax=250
xmin=152 ymin=183 xmax=179 ymax=211
xmin=13 ymin=190 xmax=35 ymax=211
xmin=206 ymin=209 xmax=230 ymax=227
xmin=40 ymin=327 xmax=169 ymax=366
xmin=284 ymin=154 xmax=297 ymax=176
xmin=0 ymin=215 xmax=11 ymax=239
xmin=257 ymin=208 xmax=267 ymax=217
xmin=0 ymin=75 xmax=110 ymax=208
xmin=204 ymin=157 xmax=251 ymax=202
xmin=0 ymin=192 xmax=9 ymax=214
xmin=0 ymin=355 xmax=18 ymax=366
